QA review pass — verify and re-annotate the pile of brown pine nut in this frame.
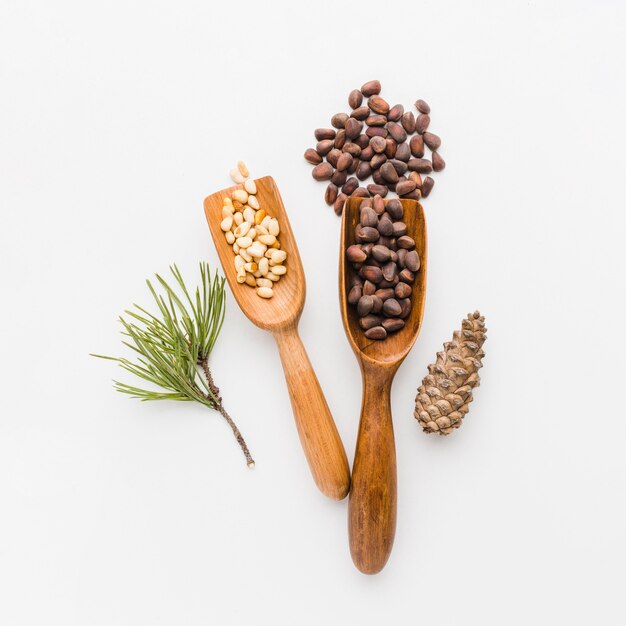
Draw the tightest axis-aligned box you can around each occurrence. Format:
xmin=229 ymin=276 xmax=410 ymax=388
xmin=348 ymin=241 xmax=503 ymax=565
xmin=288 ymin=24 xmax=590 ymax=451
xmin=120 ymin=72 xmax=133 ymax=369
xmin=346 ymin=196 xmax=420 ymax=340
xmin=305 ymin=80 xmax=445 ymax=215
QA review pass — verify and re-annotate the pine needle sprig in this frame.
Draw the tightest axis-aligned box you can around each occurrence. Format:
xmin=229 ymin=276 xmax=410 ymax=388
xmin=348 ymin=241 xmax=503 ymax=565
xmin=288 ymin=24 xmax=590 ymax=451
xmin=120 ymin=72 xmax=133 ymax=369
xmin=92 ymin=263 xmax=254 ymax=467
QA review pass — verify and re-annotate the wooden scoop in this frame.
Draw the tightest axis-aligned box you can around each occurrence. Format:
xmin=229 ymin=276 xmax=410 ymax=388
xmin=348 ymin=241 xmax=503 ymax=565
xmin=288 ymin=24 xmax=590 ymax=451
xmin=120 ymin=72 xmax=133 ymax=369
xmin=339 ymin=197 xmax=427 ymax=573
xmin=204 ymin=176 xmax=350 ymax=500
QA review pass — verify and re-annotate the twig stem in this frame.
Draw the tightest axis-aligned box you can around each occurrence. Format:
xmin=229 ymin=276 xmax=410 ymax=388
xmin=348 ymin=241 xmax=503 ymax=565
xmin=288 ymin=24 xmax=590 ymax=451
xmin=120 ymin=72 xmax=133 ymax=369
xmin=200 ymin=359 xmax=255 ymax=468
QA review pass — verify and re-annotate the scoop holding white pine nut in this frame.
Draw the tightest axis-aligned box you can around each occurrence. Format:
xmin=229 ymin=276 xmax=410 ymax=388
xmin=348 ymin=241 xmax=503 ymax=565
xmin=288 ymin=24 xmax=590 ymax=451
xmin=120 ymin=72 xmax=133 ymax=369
xmin=222 ymin=163 xmax=288 ymax=299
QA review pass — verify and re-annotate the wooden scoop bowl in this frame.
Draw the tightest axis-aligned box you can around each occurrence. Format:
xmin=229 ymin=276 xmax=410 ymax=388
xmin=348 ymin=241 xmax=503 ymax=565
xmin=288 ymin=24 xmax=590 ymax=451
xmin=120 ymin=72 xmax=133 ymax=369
xmin=340 ymin=197 xmax=427 ymax=573
xmin=204 ymin=176 xmax=350 ymax=501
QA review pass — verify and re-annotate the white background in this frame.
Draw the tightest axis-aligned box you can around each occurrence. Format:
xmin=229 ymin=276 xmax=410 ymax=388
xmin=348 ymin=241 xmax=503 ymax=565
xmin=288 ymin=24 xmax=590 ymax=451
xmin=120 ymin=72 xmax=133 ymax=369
xmin=1 ymin=1 xmax=625 ymax=624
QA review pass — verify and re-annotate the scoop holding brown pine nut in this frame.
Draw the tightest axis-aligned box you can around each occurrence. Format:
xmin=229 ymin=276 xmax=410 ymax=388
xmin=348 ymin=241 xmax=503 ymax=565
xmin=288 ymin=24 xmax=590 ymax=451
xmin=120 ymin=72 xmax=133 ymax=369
xmin=305 ymin=81 xmax=445 ymax=214
xmin=345 ymin=196 xmax=421 ymax=340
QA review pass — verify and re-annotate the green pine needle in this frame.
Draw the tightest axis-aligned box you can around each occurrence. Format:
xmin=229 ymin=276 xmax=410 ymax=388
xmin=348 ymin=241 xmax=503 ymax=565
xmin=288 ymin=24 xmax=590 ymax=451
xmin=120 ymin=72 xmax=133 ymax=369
xmin=92 ymin=263 xmax=254 ymax=467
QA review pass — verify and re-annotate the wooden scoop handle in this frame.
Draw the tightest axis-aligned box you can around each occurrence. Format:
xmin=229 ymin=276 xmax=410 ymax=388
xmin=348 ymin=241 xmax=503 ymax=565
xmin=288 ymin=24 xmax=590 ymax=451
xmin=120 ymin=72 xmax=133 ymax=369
xmin=348 ymin=363 xmax=398 ymax=574
xmin=273 ymin=325 xmax=350 ymax=501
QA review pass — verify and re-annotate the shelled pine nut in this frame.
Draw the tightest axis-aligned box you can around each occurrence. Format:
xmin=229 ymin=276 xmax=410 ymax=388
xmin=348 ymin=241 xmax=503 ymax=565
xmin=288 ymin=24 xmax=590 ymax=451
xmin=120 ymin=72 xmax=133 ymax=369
xmin=222 ymin=163 xmax=288 ymax=299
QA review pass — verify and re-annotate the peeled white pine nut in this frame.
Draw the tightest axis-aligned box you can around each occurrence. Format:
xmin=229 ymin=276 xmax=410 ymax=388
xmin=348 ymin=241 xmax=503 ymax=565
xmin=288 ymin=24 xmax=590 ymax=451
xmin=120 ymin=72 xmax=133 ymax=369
xmin=236 ymin=236 xmax=252 ymax=249
xmin=232 ymin=189 xmax=248 ymax=204
xmin=247 ymin=242 xmax=267 ymax=258
xmin=230 ymin=169 xmax=245 ymax=184
xmin=271 ymin=249 xmax=287 ymax=264
xmin=243 ymin=207 xmax=256 ymax=224
xmin=237 ymin=160 xmax=249 ymax=178
xmin=221 ymin=164 xmax=288 ymax=299
xmin=233 ymin=222 xmax=250 ymax=238
xmin=254 ymin=209 xmax=266 ymax=225
xmin=268 ymin=219 xmax=280 ymax=236
xmin=256 ymin=287 xmax=273 ymax=299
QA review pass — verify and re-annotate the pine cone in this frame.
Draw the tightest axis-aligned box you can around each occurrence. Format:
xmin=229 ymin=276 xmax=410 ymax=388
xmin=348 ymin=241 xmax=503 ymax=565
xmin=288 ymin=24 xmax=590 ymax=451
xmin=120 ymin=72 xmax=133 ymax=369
xmin=414 ymin=311 xmax=486 ymax=435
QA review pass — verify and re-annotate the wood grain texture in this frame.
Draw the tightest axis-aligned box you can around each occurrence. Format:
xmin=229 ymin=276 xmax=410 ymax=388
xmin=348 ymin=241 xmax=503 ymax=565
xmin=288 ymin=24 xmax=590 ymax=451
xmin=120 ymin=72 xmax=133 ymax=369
xmin=204 ymin=177 xmax=350 ymax=500
xmin=274 ymin=326 xmax=350 ymax=500
xmin=349 ymin=360 xmax=397 ymax=574
xmin=340 ymin=197 xmax=428 ymax=573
